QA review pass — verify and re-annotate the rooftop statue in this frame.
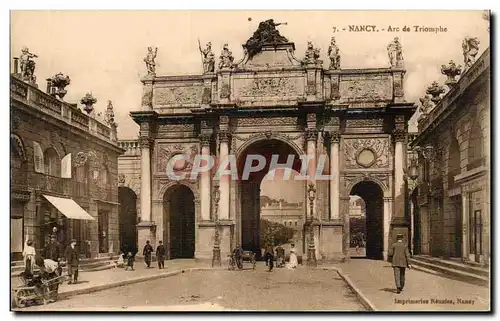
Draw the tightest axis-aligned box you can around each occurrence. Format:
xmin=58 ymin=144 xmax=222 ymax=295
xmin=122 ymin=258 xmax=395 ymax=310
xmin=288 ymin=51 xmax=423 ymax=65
xmin=462 ymin=37 xmax=480 ymax=69
xmin=218 ymin=44 xmax=234 ymax=70
xmin=19 ymin=47 xmax=38 ymax=83
xmin=144 ymin=47 xmax=158 ymax=75
xmin=387 ymin=37 xmax=404 ymax=68
xmin=301 ymin=41 xmax=323 ymax=67
xmin=244 ymin=19 xmax=288 ymax=59
xmin=199 ymin=41 xmax=215 ymax=73
xmin=328 ymin=37 xmax=341 ymax=70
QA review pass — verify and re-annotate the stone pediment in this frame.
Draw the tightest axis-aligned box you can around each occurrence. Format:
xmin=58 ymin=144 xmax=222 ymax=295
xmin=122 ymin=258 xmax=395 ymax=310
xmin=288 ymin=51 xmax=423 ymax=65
xmin=237 ymin=43 xmax=301 ymax=69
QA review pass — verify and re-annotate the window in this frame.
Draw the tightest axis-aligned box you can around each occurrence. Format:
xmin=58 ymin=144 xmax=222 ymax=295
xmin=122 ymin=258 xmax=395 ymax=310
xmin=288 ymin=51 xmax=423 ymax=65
xmin=467 ymin=118 xmax=484 ymax=170
xmin=44 ymin=147 xmax=60 ymax=176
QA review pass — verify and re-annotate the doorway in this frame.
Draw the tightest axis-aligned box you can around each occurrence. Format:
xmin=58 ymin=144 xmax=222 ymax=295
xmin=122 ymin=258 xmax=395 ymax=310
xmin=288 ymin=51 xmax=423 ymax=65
xmin=165 ymin=185 xmax=195 ymax=259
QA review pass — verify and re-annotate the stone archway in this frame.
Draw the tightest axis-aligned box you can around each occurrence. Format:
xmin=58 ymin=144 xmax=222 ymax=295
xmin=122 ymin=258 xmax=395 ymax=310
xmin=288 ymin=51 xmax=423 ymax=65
xmin=118 ymin=187 xmax=138 ymax=254
xmin=163 ymin=184 xmax=196 ymax=259
xmin=236 ymin=138 xmax=304 ymax=259
xmin=350 ymin=181 xmax=385 ymax=260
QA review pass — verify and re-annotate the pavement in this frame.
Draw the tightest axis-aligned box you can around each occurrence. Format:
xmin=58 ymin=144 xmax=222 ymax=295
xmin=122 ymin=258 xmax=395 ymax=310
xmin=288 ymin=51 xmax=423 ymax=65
xmin=11 ymin=258 xmax=491 ymax=311
xmin=16 ymin=263 xmax=364 ymax=311
xmin=332 ymin=259 xmax=490 ymax=311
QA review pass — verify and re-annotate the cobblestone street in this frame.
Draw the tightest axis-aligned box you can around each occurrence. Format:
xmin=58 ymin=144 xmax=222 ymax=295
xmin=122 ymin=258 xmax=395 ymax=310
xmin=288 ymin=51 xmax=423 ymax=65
xmin=19 ymin=263 xmax=364 ymax=311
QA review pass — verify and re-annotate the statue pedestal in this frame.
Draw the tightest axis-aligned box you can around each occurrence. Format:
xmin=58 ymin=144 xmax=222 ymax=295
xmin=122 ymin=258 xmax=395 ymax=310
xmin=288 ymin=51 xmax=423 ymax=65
xmin=137 ymin=221 xmax=156 ymax=256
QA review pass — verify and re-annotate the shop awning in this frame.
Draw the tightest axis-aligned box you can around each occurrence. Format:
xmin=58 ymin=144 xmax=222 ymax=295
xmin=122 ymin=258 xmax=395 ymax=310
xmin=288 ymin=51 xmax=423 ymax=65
xmin=42 ymin=195 xmax=95 ymax=221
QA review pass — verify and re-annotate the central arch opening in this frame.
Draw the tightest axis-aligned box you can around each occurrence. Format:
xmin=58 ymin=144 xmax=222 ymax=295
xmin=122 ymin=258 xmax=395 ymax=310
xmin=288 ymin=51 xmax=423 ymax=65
xmin=237 ymin=139 xmax=304 ymax=260
xmin=350 ymin=181 xmax=384 ymax=260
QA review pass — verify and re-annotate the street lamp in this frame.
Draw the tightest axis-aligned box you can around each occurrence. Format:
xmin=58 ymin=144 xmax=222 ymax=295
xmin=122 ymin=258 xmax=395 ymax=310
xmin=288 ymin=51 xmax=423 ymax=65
xmin=212 ymin=185 xmax=221 ymax=267
xmin=307 ymin=183 xmax=317 ymax=267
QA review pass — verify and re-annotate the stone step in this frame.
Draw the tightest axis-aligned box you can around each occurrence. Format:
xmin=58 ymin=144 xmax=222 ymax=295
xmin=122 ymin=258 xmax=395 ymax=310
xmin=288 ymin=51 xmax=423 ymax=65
xmin=411 ymin=255 xmax=489 ymax=277
xmin=409 ymin=258 xmax=489 ymax=287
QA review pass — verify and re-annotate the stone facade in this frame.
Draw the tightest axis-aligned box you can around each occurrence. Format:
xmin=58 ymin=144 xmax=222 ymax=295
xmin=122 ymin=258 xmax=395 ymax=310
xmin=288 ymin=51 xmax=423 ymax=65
xmin=120 ymin=27 xmax=416 ymax=263
xmin=10 ymin=74 xmax=124 ymax=260
xmin=410 ymin=48 xmax=490 ymax=265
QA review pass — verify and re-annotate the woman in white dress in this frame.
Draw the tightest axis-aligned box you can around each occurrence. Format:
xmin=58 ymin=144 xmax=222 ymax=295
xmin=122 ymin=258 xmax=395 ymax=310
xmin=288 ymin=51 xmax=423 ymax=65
xmin=22 ymin=238 xmax=36 ymax=275
xmin=286 ymin=243 xmax=298 ymax=269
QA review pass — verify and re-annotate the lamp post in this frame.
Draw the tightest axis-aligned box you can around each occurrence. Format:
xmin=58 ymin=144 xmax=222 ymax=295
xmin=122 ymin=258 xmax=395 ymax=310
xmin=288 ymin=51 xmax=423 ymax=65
xmin=307 ymin=183 xmax=317 ymax=267
xmin=212 ymin=185 xmax=221 ymax=267
xmin=404 ymin=151 xmax=420 ymax=255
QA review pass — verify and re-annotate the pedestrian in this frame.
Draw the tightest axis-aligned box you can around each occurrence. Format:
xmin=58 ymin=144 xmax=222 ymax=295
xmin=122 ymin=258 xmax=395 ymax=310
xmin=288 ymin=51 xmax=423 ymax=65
xmin=388 ymin=234 xmax=412 ymax=294
xmin=286 ymin=243 xmax=298 ymax=269
xmin=44 ymin=235 xmax=62 ymax=275
xmin=232 ymin=245 xmax=243 ymax=270
xmin=23 ymin=239 xmax=36 ymax=277
xmin=265 ymin=245 xmax=275 ymax=272
xmin=156 ymin=241 xmax=166 ymax=269
xmin=143 ymin=240 xmax=153 ymax=268
xmin=64 ymin=239 xmax=79 ymax=284
xmin=125 ymin=251 xmax=135 ymax=271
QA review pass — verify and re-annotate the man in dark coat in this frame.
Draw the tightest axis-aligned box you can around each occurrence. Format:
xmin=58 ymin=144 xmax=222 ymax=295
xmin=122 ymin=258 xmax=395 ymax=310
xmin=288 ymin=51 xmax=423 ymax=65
xmin=143 ymin=240 xmax=154 ymax=268
xmin=64 ymin=239 xmax=79 ymax=284
xmin=388 ymin=234 xmax=412 ymax=293
xmin=156 ymin=241 xmax=166 ymax=269
xmin=232 ymin=245 xmax=243 ymax=270
xmin=265 ymin=245 xmax=275 ymax=272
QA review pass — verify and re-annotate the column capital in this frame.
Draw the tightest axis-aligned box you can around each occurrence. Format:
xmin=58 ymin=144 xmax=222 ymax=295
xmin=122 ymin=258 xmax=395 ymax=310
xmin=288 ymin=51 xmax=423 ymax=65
xmin=218 ymin=131 xmax=231 ymax=143
xmin=199 ymin=134 xmax=211 ymax=147
xmin=392 ymin=128 xmax=407 ymax=142
xmin=139 ymin=136 xmax=154 ymax=149
xmin=328 ymin=131 xmax=341 ymax=143
xmin=305 ymin=128 xmax=318 ymax=142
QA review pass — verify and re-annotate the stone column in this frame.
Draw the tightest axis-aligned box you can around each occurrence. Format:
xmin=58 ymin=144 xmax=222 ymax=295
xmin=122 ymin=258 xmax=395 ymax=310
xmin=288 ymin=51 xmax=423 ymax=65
xmin=199 ymin=134 xmax=211 ymax=221
xmin=383 ymin=197 xmax=392 ymax=261
xmin=218 ymin=131 xmax=230 ymax=220
xmin=461 ymin=192 xmax=468 ymax=261
xmin=137 ymin=135 xmax=155 ymax=250
xmin=306 ymin=129 xmax=318 ymax=218
xmin=393 ymin=129 xmax=406 ymax=218
xmin=329 ymin=131 xmax=340 ymax=220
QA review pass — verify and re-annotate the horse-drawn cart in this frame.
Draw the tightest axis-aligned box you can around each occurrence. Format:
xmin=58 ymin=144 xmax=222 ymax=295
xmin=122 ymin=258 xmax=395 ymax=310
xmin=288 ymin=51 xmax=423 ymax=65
xmin=228 ymin=251 xmax=256 ymax=270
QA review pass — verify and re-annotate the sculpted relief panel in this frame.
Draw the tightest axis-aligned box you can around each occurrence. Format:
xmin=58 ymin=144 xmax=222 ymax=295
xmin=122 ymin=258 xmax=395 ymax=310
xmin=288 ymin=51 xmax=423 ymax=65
xmin=339 ymin=77 xmax=392 ymax=102
xmin=156 ymin=143 xmax=199 ymax=174
xmin=154 ymin=86 xmax=203 ymax=106
xmin=343 ymin=138 xmax=389 ymax=169
xmin=233 ymin=76 xmax=304 ymax=101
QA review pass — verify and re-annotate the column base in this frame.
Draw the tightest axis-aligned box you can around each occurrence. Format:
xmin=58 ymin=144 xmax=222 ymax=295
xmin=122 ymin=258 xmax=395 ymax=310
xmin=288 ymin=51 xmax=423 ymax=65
xmin=137 ymin=221 xmax=156 ymax=256
xmin=195 ymin=222 xmax=233 ymax=260
xmin=318 ymin=222 xmax=344 ymax=262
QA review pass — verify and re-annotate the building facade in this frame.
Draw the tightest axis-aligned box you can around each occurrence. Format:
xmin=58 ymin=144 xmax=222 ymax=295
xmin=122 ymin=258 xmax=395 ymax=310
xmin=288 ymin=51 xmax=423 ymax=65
xmin=410 ymin=47 xmax=490 ymax=265
xmin=119 ymin=22 xmax=416 ymax=262
xmin=10 ymin=57 xmax=123 ymax=260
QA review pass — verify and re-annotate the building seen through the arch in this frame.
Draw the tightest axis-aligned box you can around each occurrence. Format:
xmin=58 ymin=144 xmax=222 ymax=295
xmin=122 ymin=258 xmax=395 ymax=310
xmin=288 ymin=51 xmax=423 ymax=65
xmin=117 ymin=21 xmax=417 ymax=262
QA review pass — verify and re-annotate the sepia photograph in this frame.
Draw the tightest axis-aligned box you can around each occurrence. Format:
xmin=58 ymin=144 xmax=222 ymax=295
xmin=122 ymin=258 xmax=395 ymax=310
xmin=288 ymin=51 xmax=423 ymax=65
xmin=8 ymin=9 xmax=491 ymax=312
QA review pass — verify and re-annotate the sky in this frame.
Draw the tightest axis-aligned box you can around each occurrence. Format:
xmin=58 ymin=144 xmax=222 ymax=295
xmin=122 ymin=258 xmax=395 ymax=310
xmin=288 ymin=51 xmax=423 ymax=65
xmin=11 ymin=10 xmax=490 ymax=139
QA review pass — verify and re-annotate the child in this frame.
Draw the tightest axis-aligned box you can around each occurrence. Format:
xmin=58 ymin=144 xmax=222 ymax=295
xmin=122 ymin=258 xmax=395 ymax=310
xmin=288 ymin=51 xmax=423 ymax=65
xmin=114 ymin=252 xmax=125 ymax=268
xmin=125 ymin=252 xmax=134 ymax=271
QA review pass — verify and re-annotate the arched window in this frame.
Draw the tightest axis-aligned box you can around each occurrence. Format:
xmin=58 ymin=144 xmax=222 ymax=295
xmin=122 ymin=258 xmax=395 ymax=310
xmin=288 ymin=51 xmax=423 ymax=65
xmin=467 ymin=117 xmax=484 ymax=170
xmin=44 ymin=147 xmax=60 ymax=176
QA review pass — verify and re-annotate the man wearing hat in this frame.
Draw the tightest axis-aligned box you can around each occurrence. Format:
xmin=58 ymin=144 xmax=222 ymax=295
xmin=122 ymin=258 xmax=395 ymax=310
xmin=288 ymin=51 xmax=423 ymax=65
xmin=64 ymin=239 xmax=80 ymax=284
xmin=388 ymin=234 xmax=411 ymax=294
xmin=44 ymin=235 xmax=62 ymax=275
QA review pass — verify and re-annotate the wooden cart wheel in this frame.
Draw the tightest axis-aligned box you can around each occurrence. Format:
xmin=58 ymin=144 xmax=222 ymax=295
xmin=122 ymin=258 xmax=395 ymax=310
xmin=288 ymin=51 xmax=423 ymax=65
xmin=15 ymin=291 xmax=26 ymax=308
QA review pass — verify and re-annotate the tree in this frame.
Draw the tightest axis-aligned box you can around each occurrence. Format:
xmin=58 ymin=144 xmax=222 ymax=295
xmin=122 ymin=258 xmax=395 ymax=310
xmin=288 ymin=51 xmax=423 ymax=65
xmin=260 ymin=219 xmax=295 ymax=247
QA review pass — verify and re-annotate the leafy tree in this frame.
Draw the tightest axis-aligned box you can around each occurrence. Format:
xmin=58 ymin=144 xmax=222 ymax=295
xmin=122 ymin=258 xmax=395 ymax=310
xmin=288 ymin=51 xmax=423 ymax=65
xmin=260 ymin=219 xmax=295 ymax=247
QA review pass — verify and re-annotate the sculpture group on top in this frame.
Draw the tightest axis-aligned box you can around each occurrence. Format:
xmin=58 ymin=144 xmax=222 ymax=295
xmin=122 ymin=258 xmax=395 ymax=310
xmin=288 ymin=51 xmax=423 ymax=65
xmin=462 ymin=37 xmax=480 ymax=69
xmin=144 ymin=47 xmax=158 ymax=75
xmin=301 ymin=41 xmax=323 ymax=67
xmin=387 ymin=37 xmax=404 ymax=68
xmin=218 ymin=44 xmax=234 ymax=70
xmin=327 ymin=37 xmax=341 ymax=70
xmin=19 ymin=47 xmax=38 ymax=83
xmin=244 ymin=19 xmax=289 ymax=59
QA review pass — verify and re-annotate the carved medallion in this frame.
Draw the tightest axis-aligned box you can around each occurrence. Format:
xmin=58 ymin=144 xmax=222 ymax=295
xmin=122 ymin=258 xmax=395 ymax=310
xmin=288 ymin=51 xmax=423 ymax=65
xmin=157 ymin=144 xmax=198 ymax=174
xmin=74 ymin=152 xmax=88 ymax=167
xmin=118 ymin=174 xmax=125 ymax=184
xmin=343 ymin=138 xmax=389 ymax=168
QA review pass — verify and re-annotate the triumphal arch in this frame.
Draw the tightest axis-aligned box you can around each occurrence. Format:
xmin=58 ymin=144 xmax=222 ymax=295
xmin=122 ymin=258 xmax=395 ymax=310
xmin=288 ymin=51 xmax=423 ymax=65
xmin=130 ymin=21 xmax=416 ymax=262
